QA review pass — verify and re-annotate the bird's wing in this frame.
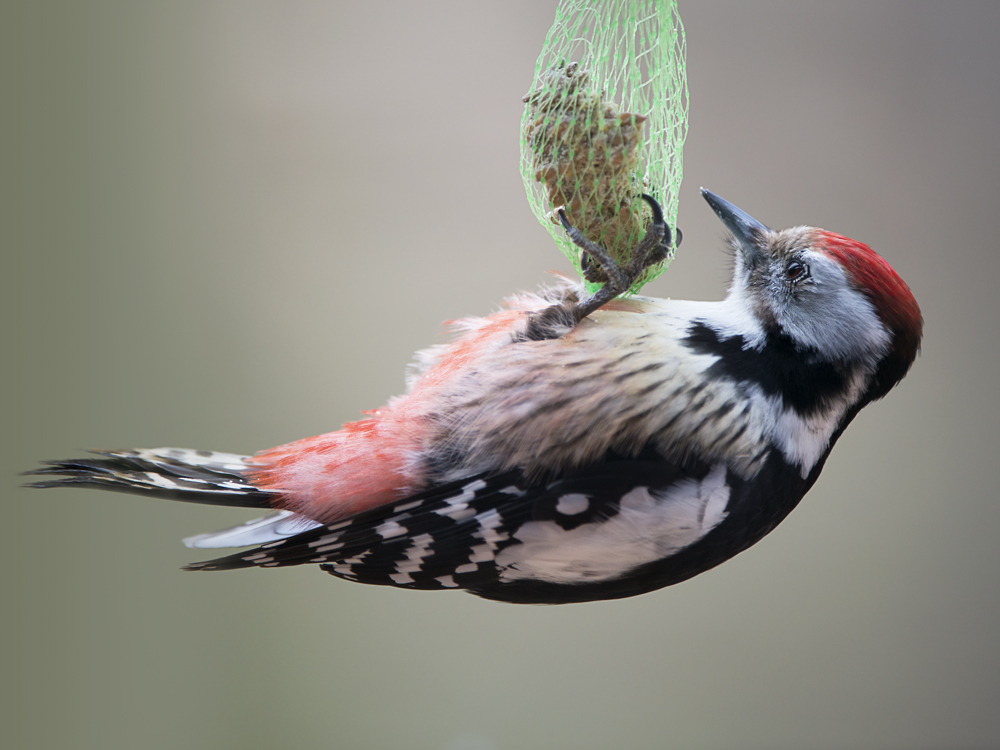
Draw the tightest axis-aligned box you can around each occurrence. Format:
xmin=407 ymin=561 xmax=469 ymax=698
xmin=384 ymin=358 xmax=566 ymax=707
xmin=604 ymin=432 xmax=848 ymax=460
xmin=185 ymin=458 xmax=732 ymax=600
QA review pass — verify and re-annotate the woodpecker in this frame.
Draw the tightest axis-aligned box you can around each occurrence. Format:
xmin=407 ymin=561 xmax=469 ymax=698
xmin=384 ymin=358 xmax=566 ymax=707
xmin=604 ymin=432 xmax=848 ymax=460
xmin=28 ymin=190 xmax=922 ymax=604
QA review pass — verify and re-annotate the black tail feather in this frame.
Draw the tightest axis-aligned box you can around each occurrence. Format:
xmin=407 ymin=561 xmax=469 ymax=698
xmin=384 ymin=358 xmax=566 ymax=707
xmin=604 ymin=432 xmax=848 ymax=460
xmin=24 ymin=448 xmax=276 ymax=509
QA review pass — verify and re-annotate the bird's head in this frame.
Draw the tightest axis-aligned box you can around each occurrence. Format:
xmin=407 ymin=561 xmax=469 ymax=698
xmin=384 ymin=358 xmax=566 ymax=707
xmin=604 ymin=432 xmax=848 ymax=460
xmin=702 ymin=189 xmax=922 ymax=400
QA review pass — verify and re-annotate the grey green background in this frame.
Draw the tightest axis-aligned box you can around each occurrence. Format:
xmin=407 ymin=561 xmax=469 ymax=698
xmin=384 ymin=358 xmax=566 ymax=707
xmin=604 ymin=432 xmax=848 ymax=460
xmin=4 ymin=2 xmax=998 ymax=749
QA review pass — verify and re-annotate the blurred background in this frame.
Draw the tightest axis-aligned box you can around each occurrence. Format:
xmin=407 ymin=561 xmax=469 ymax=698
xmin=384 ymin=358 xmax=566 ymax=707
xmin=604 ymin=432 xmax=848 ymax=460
xmin=3 ymin=2 xmax=998 ymax=749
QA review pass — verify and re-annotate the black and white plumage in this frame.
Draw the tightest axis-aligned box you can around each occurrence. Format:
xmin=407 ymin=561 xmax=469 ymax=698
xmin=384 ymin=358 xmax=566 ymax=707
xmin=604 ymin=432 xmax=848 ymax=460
xmin=29 ymin=448 xmax=274 ymax=508
xmin=179 ymin=453 xmax=818 ymax=605
xmin=28 ymin=191 xmax=922 ymax=604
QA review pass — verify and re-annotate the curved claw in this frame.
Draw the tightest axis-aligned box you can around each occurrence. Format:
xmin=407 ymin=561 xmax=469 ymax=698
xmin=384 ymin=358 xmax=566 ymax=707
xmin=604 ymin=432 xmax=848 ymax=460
xmin=639 ymin=193 xmax=680 ymax=253
xmin=640 ymin=193 xmax=665 ymax=226
xmin=640 ymin=193 xmax=675 ymax=249
xmin=557 ymin=208 xmax=572 ymax=233
xmin=674 ymin=226 xmax=683 ymax=248
xmin=546 ymin=194 xmax=682 ymax=331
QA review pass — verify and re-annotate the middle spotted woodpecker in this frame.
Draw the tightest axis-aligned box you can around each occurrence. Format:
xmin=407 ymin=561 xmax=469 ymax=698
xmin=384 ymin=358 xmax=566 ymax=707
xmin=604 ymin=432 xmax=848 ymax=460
xmin=28 ymin=190 xmax=922 ymax=604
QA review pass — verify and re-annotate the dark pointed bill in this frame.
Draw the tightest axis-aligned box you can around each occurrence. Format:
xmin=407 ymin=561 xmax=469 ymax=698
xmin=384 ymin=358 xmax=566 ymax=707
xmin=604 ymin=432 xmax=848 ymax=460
xmin=700 ymin=188 xmax=770 ymax=247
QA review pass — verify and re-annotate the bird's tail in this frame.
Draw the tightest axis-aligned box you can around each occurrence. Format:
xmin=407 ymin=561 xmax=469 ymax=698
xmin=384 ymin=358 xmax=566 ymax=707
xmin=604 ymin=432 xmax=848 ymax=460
xmin=26 ymin=448 xmax=326 ymax=550
xmin=24 ymin=447 xmax=276 ymax=509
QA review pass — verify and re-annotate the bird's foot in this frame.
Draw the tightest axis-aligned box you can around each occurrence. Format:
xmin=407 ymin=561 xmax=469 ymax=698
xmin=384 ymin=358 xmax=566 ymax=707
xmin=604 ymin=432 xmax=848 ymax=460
xmin=524 ymin=195 xmax=681 ymax=340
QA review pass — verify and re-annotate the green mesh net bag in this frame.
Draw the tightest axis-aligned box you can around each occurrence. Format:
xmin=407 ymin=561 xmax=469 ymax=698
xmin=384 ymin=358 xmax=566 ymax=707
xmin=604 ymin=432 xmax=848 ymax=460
xmin=521 ymin=0 xmax=688 ymax=295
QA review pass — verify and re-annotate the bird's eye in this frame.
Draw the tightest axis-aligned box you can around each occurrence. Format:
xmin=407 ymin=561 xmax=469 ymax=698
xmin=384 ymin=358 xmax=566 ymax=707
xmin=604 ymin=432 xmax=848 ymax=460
xmin=786 ymin=261 xmax=807 ymax=282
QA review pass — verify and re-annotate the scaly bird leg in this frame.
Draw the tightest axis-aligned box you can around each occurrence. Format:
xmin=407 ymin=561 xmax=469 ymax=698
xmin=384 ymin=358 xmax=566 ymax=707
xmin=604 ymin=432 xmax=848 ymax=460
xmin=523 ymin=194 xmax=680 ymax=341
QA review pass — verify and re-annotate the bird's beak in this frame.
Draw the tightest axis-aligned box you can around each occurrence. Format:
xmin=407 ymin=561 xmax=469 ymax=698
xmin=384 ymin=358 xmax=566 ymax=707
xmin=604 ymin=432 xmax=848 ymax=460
xmin=700 ymin=189 xmax=770 ymax=261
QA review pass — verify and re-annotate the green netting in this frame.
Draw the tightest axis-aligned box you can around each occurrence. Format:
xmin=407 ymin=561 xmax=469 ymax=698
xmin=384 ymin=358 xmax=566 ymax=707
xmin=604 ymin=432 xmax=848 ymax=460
xmin=521 ymin=0 xmax=688 ymax=294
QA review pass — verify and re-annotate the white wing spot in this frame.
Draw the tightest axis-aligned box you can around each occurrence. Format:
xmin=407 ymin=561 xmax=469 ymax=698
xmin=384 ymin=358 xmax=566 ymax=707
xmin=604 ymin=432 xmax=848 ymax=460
xmin=496 ymin=464 xmax=731 ymax=585
xmin=468 ymin=543 xmax=495 ymax=564
xmin=434 ymin=503 xmax=477 ymax=521
xmin=308 ymin=533 xmax=343 ymax=548
xmin=555 ymin=493 xmax=590 ymax=515
xmin=390 ymin=533 xmax=435 ymax=584
xmin=375 ymin=520 xmax=407 ymax=539
xmin=394 ymin=499 xmax=424 ymax=512
xmin=457 ymin=479 xmax=488 ymax=498
xmin=473 ymin=509 xmax=507 ymax=546
xmin=433 ymin=479 xmax=488 ymax=520
xmin=242 ymin=552 xmax=274 ymax=564
xmin=619 ymin=486 xmax=654 ymax=511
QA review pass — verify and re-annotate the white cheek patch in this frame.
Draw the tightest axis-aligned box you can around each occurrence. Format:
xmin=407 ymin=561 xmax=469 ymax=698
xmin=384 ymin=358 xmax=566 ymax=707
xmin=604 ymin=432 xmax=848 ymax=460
xmin=776 ymin=256 xmax=891 ymax=362
xmin=763 ymin=368 xmax=869 ymax=478
xmin=496 ymin=464 xmax=731 ymax=584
